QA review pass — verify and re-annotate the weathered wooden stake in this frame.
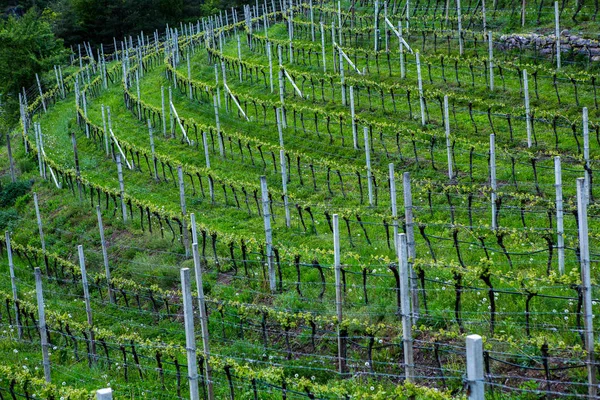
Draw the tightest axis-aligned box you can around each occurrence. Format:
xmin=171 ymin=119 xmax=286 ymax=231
xmin=5 ymin=231 xmax=22 ymax=339
xmin=350 ymin=86 xmax=358 ymax=149
xmin=178 ymin=166 xmax=190 ymax=257
xmin=488 ymin=32 xmax=494 ymax=91
xmin=33 ymin=193 xmax=46 ymax=252
xmin=180 ymin=268 xmax=200 ymax=400
xmin=260 ymin=176 xmax=276 ymax=292
xmin=96 ymin=206 xmax=114 ymax=303
xmin=36 ymin=73 xmax=47 ymax=113
xmin=147 ymin=120 xmax=159 ymax=180
xmin=280 ymin=149 xmax=291 ymax=228
xmin=554 ymin=157 xmax=564 ymax=275
xmin=403 ymin=172 xmax=419 ymax=320
xmin=583 ymin=107 xmax=591 ymax=205
xmin=35 ymin=268 xmax=51 ymax=382
xmin=577 ymin=177 xmax=597 ymax=398
xmin=523 ymin=69 xmax=532 ymax=148
xmin=7 ymin=134 xmax=16 ymax=183
xmin=416 ymin=52 xmax=426 ymax=126
xmin=96 ymin=388 xmax=113 ymax=400
xmin=466 ymin=334 xmax=484 ymax=400
xmin=363 ymin=127 xmax=373 ymax=206
xmin=78 ymin=245 xmax=96 ymax=360
xmin=457 ymin=0 xmax=463 ymax=55
xmin=320 ymin=23 xmax=327 ymax=73
xmin=389 ymin=164 xmax=399 ymax=252
xmin=267 ymin=41 xmax=274 ymax=93
xmin=116 ymin=155 xmax=127 ymax=222
xmin=490 ymin=134 xmax=497 ymax=230
xmin=192 ymin=242 xmax=214 ymax=399
xmin=398 ymin=233 xmax=414 ymax=381
xmin=161 ymin=86 xmax=167 ymax=137
xmin=214 ymin=95 xmax=224 ymax=156
xmin=444 ymin=95 xmax=453 ymax=179
xmin=555 ymin=1 xmax=561 ymax=69
xmin=333 ymin=214 xmax=346 ymax=374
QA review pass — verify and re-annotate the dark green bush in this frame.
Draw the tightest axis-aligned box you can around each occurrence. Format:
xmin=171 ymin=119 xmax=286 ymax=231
xmin=0 ymin=209 xmax=18 ymax=230
xmin=0 ymin=180 xmax=32 ymax=208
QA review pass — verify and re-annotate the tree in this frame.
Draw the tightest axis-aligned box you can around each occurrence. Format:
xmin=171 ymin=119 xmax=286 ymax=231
xmin=0 ymin=8 xmax=68 ymax=124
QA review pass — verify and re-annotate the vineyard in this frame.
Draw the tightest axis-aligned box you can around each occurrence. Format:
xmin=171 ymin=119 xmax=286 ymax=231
xmin=1 ymin=0 xmax=600 ymax=398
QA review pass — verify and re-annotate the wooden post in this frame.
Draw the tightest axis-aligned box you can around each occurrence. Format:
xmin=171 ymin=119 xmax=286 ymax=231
xmin=33 ymin=193 xmax=46 ymax=253
xmin=389 ymin=164 xmax=399 ymax=253
xmin=374 ymin=0 xmax=379 ymax=51
xmin=577 ymin=177 xmax=597 ymax=398
xmin=116 ymin=155 xmax=127 ymax=222
xmin=214 ymin=95 xmax=224 ymax=157
xmin=332 ymin=214 xmax=346 ymax=374
xmin=416 ymin=52 xmax=426 ymax=126
xmin=488 ymin=32 xmax=494 ymax=91
xmin=583 ymin=107 xmax=590 ymax=205
xmin=399 ymin=22 xmax=405 ymax=79
xmin=187 ymin=56 xmax=193 ymax=100
xmin=403 ymin=172 xmax=419 ymax=320
xmin=35 ymin=268 xmax=51 ymax=382
xmin=180 ymin=268 xmax=200 ymax=400
xmin=267 ymin=42 xmax=274 ymax=93
xmin=521 ymin=0 xmax=526 ymax=26
xmin=260 ymin=176 xmax=276 ymax=293
xmin=398 ymin=233 xmax=414 ymax=381
xmin=277 ymin=46 xmax=286 ymax=127
xmin=178 ymin=166 xmax=190 ymax=257
xmin=96 ymin=206 xmax=114 ymax=303
xmin=363 ymin=127 xmax=373 ymax=206
xmin=192 ymin=243 xmax=214 ymax=400
xmin=457 ymin=0 xmax=463 ymax=55
xmin=35 ymin=124 xmax=43 ymax=178
xmin=490 ymin=134 xmax=497 ymax=230
xmin=71 ymin=132 xmax=83 ymax=200
xmin=77 ymin=245 xmax=96 ymax=360
xmin=339 ymin=44 xmax=346 ymax=106
xmin=168 ymin=87 xmax=175 ymax=137
xmin=320 ymin=23 xmax=326 ymax=73
xmin=466 ymin=335 xmax=484 ymax=400
xmin=202 ymin=129 xmax=211 ymax=170
xmin=350 ymin=86 xmax=358 ymax=149
xmin=82 ymin=91 xmax=90 ymax=138
xmin=237 ymin=36 xmax=243 ymax=82
xmin=161 ymin=86 xmax=167 ymax=137
xmin=444 ymin=95 xmax=453 ymax=179
xmin=148 ymin=120 xmax=159 ymax=181
xmin=554 ymin=157 xmax=564 ymax=275
xmin=5 ymin=231 xmax=22 ymax=339
xmin=96 ymin=388 xmax=113 ymax=400
xmin=106 ymin=107 xmax=113 ymax=159
xmin=36 ymin=73 xmax=47 ymax=113
xmin=555 ymin=1 xmax=561 ymax=69
xmin=523 ymin=69 xmax=532 ymax=148
xmin=58 ymin=65 xmax=65 ymax=99
xmin=309 ymin=0 xmax=315 ymax=41
xmin=276 ymin=108 xmax=284 ymax=147
xmin=101 ymin=105 xmax=109 ymax=156
xmin=6 ymin=134 xmax=16 ymax=183
xmin=214 ymin=64 xmax=222 ymax=109
xmin=280 ymin=149 xmax=291 ymax=228
xmin=482 ymin=0 xmax=487 ymax=32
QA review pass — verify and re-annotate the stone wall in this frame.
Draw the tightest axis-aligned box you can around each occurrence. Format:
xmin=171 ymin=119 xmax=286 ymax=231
xmin=497 ymin=31 xmax=600 ymax=61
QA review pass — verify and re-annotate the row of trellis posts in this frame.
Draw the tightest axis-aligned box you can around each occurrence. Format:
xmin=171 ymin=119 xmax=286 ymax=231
xmin=4 ymin=172 xmax=595 ymax=399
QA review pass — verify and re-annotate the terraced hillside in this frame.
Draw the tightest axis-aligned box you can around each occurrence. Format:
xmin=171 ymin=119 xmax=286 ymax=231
xmin=2 ymin=0 xmax=600 ymax=398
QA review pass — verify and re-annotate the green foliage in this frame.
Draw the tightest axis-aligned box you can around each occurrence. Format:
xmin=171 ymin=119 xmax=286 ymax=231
xmin=0 ymin=209 xmax=18 ymax=230
xmin=0 ymin=180 xmax=32 ymax=208
xmin=0 ymin=9 xmax=68 ymax=123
